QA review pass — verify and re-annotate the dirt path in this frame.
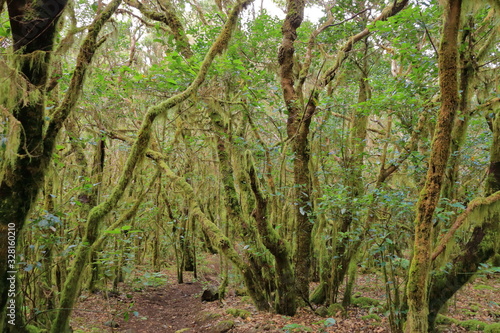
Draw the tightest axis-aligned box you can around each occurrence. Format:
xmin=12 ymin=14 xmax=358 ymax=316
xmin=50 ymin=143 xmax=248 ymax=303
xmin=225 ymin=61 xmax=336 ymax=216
xmin=71 ymin=270 xmax=499 ymax=333
xmin=117 ymin=282 xmax=204 ymax=332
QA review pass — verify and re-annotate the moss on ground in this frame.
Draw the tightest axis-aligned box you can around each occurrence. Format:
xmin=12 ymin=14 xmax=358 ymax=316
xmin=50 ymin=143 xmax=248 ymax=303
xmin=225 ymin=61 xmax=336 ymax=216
xmin=361 ymin=314 xmax=382 ymax=322
xmin=437 ymin=314 xmax=500 ymax=332
xmin=226 ymin=308 xmax=251 ymax=319
xmin=352 ymin=296 xmax=381 ymax=308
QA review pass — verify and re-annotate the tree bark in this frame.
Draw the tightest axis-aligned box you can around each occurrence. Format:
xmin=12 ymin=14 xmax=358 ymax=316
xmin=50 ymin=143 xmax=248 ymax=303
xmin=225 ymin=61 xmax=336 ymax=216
xmin=406 ymin=1 xmax=462 ymax=332
xmin=1 ymin=1 xmax=68 ymax=331
xmin=428 ymin=106 xmax=500 ymax=331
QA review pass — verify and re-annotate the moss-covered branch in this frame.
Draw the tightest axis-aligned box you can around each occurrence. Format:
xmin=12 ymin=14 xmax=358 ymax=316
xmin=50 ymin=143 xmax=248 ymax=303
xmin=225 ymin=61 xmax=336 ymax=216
xmin=44 ymin=0 xmax=122 ymax=148
xmin=92 ymin=171 xmax=160 ymax=252
xmin=125 ymin=0 xmax=192 ymax=58
xmin=246 ymin=152 xmax=296 ymax=315
xmin=320 ymin=0 xmax=409 ymax=87
xmin=431 ymin=190 xmax=500 ymax=261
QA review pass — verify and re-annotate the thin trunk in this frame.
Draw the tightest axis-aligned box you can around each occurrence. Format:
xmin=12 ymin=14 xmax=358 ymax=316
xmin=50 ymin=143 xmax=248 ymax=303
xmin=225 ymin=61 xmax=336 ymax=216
xmin=440 ymin=17 xmax=476 ymax=201
xmin=406 ymin=1 xmax=462 ymax=332
xmin=247 ymin=155 xmax=296 ymax=315
xmin=51 ymin=1 xmax=252 ymax=329
xmin=329 ymin=61 xmax=370 ymax=303
xmin=87 ymin=138 xmax=106 ymax=292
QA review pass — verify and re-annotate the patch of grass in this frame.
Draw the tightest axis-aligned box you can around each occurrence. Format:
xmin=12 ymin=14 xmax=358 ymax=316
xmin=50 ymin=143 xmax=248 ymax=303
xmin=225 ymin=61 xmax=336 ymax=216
xmin=74 ymin=329 xmax=100 ymax=333
xmin=175 ymin=329 xmax=190 ymax=333
xmin=461 ymin=309 xmax=478 ymax=316
xmin=469 ymin=304 xmax=480 ymax=312
xmin=240 ymin=295 xmax=253 ymax=304
xmin=438 ymin=315 xmax=500 ymax=332
xmin=282 ymin=323 xmax=313 ymax=332
xmin=436 ymin=314 xmax=457 ymax=325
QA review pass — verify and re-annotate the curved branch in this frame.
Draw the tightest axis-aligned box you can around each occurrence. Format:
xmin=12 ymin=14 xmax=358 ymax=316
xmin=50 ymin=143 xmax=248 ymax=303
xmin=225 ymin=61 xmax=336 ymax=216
xmin=431 ymin=190 xmax=500 ymax=261
xmin=44 ymin=0 xmax=122 ymax=148
xmin=124 ymin=0 xmax=193 ymax=58
xmin=321 ymin=0 xmax=409 ymax=87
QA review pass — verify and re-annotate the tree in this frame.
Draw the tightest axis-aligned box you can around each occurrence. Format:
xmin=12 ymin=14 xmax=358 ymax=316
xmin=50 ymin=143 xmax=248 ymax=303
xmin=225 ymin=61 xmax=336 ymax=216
xmin=406 ymin=1 xmax=462 ymax=331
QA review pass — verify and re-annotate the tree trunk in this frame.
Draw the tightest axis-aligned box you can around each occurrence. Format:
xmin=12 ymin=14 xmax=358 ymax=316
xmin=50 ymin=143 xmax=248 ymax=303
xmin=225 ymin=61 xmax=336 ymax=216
xmin=1 ymin=1 xmax=68 ymax=331
xmin=406 ymin=1 xmax=462 ymax=332
xmin=428 ymin=105 xmax=500 ymax=331
xmin=329 ymin=53 xmax=370 ymax=304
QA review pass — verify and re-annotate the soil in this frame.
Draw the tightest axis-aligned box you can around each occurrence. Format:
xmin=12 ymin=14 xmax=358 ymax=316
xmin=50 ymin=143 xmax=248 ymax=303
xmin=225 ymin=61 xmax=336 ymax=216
xmin=70 ymin=256 xmax=499 ymax=333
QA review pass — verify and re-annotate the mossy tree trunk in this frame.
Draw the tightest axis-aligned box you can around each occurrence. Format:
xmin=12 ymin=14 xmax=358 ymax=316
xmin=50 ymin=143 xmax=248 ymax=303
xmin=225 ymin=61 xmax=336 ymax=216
xmin=0 ymin=1 xmax=68 ymax=331
xmin=427 ymin=6 xmax=500 ymax=330
xmin=209 ymin=106 xmax=275 ymax=307
xmin=427 ymin=103 xmax=500 ymax=331
xmin=406 ymin=1 xmax=462 ymax=332
xmin=86 ymin=138 xmax=106 ymax=292
xmin=440 ymin=9 xmax=491 ymax=201
xmin=278 ymin=0 xmax=314 ymax=302
xmin=247 ymin=154 xmax=297 ymax=315
xmin=328 ymin=41 xmax=371 ymax=304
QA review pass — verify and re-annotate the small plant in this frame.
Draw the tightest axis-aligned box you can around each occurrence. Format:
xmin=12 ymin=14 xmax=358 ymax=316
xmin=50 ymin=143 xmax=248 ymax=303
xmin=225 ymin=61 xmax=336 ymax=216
xmin=132 ymin=271 xmax=167 ymax=288
xmin=313 ymin=317 xmax=337 ymax=328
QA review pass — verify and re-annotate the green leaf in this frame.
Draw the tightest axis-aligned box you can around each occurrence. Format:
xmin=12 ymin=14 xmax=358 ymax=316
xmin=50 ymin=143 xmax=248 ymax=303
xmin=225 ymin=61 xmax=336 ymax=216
xmin=324 ymin=318 xmax=336 ymax=327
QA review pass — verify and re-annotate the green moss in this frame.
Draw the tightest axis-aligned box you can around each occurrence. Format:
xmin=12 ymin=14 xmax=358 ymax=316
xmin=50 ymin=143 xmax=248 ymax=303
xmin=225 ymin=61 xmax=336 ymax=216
xmin=240 ymin=296 xmax=252 ymax=303
xmin=459 ymin=319 xmax=487 ymax=331
xmin=474 ymin=284 xmax=495 ymax=291
xmin=469 ymin=304 xmax=480 ymax=312
xmin=195 ymin=311 xmax=222 ymax=324
xmin=315 ymin=306 xmax=329 ymax=317
xmin=25 ymin=325 xmax=44 ymax=333
xmin=461 ymin=309 xmax=477 ymax=316
xmin=309 ymin=283 xmax=327 ymax=305
xmin=491 ymin=254 xmax=500 ymax=267
xmin=226 ymin=308 xmax=251 ymax=319
xmin=361 ymin=314 xmax=382 ymax=322
xmin=436 ymin=314 xmax=457 ymax=325
xmin=485 ymin=323 xmax=500 ymax=333
xmin=327 ymin=303 xmax=344 ymax=316
xmin=352 ymin=296 xmax=381 ymax=308
xmin=235 ymin=287 xmax=248 ymax=296
xmin=214 ymin=320 xmax=235 ymax=332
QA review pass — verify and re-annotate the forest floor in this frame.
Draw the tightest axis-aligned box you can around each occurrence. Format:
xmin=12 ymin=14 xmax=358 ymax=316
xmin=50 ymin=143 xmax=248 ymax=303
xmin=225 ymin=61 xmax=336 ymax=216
xmin=70 ymin=255 xmax=499 ymax=333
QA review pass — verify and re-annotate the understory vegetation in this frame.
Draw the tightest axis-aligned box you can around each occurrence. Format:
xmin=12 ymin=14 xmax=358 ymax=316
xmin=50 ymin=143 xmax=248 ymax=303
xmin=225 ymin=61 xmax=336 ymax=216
xmin=0 ymin=0 xmax=499 ymax=332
